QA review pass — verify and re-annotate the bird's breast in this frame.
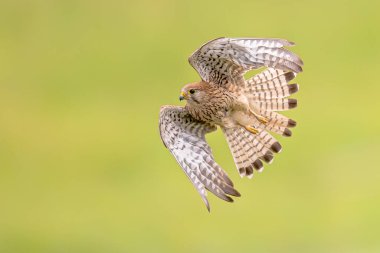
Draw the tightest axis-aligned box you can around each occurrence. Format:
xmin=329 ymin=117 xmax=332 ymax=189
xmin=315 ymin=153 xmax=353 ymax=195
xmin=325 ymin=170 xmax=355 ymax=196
xmin=186 ymin=98 xmax=234 ymax=125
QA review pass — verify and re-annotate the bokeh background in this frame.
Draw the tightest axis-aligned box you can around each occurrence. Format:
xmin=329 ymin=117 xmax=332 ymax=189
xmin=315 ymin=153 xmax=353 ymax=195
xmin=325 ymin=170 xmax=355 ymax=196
xmin=1 ymin=0 xmax=380 ymax=252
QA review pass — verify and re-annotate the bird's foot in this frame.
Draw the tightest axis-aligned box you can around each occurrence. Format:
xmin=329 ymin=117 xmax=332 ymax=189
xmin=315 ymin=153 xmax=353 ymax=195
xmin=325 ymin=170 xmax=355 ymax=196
xmin=245 ymin=125 xmax=259 ymax=135
xmin=249 ymin=109 xmax=268 ymax=124
xmin=257 ymin=115 xmax=268 ymax=124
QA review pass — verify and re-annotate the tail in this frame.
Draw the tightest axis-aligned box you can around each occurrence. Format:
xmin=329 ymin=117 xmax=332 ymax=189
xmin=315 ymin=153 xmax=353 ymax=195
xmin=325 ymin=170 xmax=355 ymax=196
xmin=245 ymin=68 xmax=299 ymax=136
xmin=222 ymin=127 xmax=282 ymax=178
xmin=223 ymin=68 xmax=299 ymax=177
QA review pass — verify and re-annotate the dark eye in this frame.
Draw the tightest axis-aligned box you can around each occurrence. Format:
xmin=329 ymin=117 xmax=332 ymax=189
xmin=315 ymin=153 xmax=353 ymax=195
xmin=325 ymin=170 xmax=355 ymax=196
xmin=189 ymin=89 xmax=195 ymax=94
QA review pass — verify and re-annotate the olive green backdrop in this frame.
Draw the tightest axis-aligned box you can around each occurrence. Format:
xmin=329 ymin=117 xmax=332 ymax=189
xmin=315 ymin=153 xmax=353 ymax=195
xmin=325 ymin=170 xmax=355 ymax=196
xmin=1 ymin=0 xmax=379 ymax=252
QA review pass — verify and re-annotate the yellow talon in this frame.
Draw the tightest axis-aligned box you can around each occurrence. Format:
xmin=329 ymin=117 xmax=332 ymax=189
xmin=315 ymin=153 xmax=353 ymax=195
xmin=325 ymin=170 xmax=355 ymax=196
xmin=249 ymin=109 xmax=268 ymax=124
xmin=257 ymin=115 xmax=268 ymax=124
xmin=245 ymin=126 xmax=259 ymax=135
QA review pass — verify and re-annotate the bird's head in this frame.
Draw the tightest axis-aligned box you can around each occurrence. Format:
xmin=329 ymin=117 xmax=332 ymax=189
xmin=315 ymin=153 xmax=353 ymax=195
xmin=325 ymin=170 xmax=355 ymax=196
xmin=179 ymin=82 xmax=208 ymax=105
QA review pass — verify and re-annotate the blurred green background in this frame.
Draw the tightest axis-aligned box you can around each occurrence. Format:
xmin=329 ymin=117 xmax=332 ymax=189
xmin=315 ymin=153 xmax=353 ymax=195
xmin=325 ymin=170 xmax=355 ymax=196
xmin=1 ymin=0 xmax=380 ymax=252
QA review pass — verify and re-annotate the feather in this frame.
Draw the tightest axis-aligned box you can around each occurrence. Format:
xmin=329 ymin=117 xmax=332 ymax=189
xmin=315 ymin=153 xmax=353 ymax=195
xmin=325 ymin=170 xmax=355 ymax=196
xmin=222 ymin=127 xmax=280 ymax=178
xmin=189 ymin=38 xmax=303 ymax=88
xmin=159 ymin=106 xmax=240 ymax=211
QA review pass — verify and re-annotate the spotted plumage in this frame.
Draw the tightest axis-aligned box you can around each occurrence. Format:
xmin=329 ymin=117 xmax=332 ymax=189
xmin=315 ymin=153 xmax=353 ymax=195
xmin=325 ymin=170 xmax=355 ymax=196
xmin=159 ymin=37 xmax=303 ymax=211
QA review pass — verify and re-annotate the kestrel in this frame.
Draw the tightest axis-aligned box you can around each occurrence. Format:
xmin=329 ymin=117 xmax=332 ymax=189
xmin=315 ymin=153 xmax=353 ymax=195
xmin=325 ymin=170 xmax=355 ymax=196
xmin=159 ymin=37 xmax=303 ymax=211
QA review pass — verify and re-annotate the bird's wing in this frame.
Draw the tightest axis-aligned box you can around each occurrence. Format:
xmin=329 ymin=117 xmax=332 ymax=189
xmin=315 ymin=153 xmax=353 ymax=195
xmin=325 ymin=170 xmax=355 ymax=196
xmin=188 ymin=37 xmax=303 ymax=89
xmin=159 ymin=105 xmax=240 ymax=211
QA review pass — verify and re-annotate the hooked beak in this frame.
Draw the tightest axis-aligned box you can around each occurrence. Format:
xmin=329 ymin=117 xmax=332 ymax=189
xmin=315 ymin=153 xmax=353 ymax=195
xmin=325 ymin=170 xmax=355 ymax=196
xmin=179 ymin=91 xmax=187 ymax=101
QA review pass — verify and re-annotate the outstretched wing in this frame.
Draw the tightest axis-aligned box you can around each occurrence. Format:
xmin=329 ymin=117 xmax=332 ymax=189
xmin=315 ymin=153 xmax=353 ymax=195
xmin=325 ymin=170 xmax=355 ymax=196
xmin=188 ymin=37 xmax=303 ymax=89
xmin=159 ymin=105 xmax=240 ymax=211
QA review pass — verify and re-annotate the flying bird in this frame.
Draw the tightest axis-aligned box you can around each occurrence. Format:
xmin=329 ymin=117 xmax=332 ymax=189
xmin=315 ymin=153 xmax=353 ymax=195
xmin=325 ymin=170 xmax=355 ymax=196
xmin=159 ymin=37 xmax=303 ymax=211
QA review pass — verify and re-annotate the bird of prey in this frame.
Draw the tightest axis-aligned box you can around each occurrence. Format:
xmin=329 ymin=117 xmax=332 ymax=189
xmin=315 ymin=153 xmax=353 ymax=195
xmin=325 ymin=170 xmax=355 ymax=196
xmin=159 ymin=37 xmax=303 ymax=211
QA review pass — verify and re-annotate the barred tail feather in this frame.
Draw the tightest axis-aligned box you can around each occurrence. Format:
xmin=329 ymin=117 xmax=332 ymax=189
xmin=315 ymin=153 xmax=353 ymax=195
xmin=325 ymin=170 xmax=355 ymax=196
xmin=250 ymin=111 xmax=295 ymax=137
xmin=224 ymin=127 xmax=261 ymax=178
xmin=246 ymin=68 xmax=296 ymax=88
xmin=222 ymin=127 xmax=281 ymax=179
xmin=253 ymin=98 xmax=297 ymax=111
xmin=245 ymin=68 xmax=299 ymax=113
xmin=260 ymin=111 xmax=297 ymax=128
xmin=251 ymin=83 xmax=299 ymax=99
xmin=244 ymin=69 xmax=298 ymax=135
